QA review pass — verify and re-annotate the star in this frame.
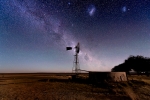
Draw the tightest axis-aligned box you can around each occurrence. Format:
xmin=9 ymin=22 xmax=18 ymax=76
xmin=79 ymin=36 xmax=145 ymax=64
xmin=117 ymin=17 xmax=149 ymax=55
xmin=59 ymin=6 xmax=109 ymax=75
xmin=68 ymin=2 xmax=71 ymax=5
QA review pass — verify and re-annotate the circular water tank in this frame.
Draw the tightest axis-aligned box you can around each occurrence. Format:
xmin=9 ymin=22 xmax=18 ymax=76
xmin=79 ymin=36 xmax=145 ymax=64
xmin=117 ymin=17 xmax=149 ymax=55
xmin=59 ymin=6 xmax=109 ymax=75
xmin=89 ymin=72 xmax=127 ymax=83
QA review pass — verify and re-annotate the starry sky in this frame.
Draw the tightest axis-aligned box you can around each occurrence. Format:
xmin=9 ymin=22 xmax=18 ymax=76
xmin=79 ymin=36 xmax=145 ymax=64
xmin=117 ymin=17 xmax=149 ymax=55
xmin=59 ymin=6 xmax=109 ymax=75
xmin=0 ymin=0 xmax=150 ymax=73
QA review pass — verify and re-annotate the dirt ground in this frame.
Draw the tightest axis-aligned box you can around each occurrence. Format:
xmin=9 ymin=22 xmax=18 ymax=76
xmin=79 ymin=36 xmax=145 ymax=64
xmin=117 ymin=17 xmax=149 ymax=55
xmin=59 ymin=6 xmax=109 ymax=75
xmin=0 ymin=73 xmax=150 ymax=100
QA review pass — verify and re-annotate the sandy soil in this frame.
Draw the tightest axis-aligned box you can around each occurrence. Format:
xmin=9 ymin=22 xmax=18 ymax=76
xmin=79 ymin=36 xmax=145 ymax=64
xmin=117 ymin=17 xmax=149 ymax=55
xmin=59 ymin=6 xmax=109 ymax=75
xmin=0 ymin=74 xmax=149 ymax=100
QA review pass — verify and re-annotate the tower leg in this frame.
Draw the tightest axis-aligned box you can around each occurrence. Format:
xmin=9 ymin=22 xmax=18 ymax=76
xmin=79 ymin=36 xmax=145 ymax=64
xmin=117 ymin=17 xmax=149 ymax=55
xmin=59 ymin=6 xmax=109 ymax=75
xmin=72 ymin=54 xmax=80 ymax=74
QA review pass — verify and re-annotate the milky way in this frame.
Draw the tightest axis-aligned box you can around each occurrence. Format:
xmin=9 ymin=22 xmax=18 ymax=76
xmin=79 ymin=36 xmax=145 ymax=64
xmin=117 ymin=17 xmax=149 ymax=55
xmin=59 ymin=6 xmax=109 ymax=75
xmin=1 ymin=0 xmax=150 ymax=72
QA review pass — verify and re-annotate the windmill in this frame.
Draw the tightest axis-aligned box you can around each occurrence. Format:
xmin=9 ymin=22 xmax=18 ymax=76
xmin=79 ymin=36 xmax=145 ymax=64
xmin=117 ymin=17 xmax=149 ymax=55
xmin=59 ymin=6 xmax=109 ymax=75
xmin=66 ymin=42 xmax=80 ymax=74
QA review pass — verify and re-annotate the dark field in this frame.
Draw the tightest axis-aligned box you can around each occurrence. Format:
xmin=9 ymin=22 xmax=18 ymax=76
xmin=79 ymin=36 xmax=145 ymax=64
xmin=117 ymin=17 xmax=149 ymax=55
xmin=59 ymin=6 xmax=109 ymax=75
xmin=0 ymin=73 xmax=150 ymax=100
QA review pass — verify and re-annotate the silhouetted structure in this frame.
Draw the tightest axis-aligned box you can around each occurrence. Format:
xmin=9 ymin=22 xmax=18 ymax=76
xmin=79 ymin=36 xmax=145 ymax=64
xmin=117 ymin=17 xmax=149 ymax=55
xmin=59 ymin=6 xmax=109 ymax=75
xmin=112 ymin=55 xmax=150 ymax=76
xmin=89 ymin=72 xmax=127 ymax=84
xmin=66 ymin=42 xmax=80 ymax=74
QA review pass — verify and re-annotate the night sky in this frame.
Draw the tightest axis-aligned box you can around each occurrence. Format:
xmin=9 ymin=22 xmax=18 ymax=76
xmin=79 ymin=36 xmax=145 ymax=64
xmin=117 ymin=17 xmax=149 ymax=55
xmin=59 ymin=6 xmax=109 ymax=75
xmin=1 ymin=0 xmax=150 ymax=72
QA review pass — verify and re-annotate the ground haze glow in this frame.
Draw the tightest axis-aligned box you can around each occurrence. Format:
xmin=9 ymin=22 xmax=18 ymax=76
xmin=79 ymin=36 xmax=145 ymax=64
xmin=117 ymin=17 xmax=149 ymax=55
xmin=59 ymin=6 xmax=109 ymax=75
xmin=0 ymin=0 xmax=150 ymax=72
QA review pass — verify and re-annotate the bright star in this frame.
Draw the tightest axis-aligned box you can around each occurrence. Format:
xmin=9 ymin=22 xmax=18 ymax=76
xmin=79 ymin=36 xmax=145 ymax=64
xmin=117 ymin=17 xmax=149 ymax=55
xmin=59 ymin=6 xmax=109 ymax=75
xmin=68 ymin=2 xmax=71 ymax=5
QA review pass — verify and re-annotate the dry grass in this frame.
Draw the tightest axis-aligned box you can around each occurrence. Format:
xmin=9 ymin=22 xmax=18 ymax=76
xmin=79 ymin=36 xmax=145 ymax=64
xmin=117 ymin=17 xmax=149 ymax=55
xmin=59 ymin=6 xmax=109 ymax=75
xmin=0 ymin=74 xmax=150 ymax=100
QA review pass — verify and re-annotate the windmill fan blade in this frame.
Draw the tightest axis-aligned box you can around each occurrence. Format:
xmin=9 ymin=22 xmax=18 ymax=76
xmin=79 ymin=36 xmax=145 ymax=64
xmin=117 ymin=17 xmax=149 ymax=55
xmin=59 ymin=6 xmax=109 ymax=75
xmin=66 ymin=47 xmax=72 ymax=50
